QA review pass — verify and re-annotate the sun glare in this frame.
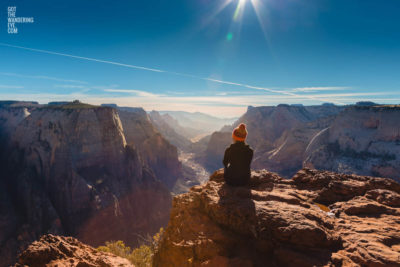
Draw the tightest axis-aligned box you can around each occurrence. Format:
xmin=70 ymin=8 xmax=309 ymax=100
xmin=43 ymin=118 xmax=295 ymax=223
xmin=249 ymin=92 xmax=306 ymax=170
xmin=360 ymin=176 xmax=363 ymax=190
xmin=200 ymin=0 xmax=269 ymax=43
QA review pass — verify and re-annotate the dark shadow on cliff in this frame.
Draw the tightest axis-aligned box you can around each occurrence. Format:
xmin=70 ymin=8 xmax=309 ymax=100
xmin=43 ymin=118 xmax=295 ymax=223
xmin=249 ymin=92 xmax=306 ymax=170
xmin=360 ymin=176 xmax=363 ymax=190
xmin=213 ymin=171 xmax=276 ymax=267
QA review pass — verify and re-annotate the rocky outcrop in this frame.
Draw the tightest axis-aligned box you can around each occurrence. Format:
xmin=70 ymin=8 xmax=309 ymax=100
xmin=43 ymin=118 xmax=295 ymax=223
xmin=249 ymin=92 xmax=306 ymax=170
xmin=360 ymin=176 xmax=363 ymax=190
xmin=154 ymin=168 xmax=400 ymax=267
xmin=15 ymin=234 xmax=133 ymax=267
xmin=118 ymin=108 xmax=183 ymax=189
xmin=0 ymin=103 xmax=171 ymax=266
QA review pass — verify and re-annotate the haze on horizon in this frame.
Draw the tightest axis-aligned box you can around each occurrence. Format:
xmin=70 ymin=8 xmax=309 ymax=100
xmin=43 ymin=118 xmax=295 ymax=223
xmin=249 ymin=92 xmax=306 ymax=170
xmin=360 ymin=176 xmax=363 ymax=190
xmin=1 ymin=0 xmax=399 ymax=117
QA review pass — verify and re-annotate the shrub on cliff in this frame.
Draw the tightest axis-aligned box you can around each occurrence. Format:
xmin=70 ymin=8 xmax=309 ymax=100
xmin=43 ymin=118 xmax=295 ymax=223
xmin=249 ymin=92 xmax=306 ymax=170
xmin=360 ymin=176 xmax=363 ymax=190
xmin=97 ymin=240 xmax=131 ymax=258
xmin=97 ymin=228 xmax=164 ymax=267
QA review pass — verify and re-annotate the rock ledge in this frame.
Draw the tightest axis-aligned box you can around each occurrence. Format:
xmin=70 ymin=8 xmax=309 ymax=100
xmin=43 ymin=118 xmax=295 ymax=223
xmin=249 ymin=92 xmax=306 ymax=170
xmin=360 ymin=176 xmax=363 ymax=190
xmin=154 ymin=168 xmax=400 ymax=267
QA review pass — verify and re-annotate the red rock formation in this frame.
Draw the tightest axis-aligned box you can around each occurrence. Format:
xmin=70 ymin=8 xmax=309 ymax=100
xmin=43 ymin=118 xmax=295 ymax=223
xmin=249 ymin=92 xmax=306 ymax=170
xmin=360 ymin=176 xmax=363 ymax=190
xmin=14 ymin=234 xmax=133 ymax=267
xmin=154 ymin=168 xmax=400 ymax=267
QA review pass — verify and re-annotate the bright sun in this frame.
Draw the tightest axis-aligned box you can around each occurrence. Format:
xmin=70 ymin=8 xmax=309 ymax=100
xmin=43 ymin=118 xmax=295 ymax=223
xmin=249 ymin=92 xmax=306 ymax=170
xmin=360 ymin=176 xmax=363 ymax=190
xmin=227 ymin=0 xmax=268 ymax=41
xmin=201 ymin=0 xmax=269 ymax=42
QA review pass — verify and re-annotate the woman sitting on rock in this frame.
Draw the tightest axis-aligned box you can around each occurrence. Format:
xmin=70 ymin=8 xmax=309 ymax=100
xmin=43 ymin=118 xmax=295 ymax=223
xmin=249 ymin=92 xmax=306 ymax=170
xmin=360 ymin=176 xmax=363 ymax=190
xmin=223 ymin=123 xmax=254 ymax=186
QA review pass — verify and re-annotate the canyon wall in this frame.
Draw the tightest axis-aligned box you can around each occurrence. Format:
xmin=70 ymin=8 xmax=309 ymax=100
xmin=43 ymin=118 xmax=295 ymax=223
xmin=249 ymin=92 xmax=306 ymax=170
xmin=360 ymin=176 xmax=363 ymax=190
xmin=197 ymin=104 xmax=342 ymax=175
xmin=0 ymin=103 xmax=171 ymax=266
xmin=118 ymin=108 xmax=183 ymax=189
xmin=305 ymin=105 xmax=400 ymax=181
xmin=197 ymin=104 xmax=400 ymax=182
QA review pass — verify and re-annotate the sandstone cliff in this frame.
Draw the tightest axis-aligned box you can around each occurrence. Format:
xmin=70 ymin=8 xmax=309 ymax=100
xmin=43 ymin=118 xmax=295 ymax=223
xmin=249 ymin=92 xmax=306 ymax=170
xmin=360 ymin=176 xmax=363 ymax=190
xmin=14 ymin=234 xmax=133 ymax=267
xmin=0 ymin=103 xmax=171 ymax=266
xmin=154 ymin=168 xmax=400 ymax=267
xmin=197 ymin=104 xmax=400 ymax=182
xmin=196 ymin=104 xmax=343 ymax=174
xmin=252 ymin=116 xmax=335 ymax=177
xmin=118 ymin=108 xmax=183 ymax=189
xmin=305 ymin=105 xmax=400 ymax=182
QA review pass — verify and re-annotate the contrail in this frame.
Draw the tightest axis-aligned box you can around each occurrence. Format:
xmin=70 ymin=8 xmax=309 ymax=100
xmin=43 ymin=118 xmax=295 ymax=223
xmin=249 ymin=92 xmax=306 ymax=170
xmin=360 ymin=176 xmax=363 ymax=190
xmin=202 ymin=78 xmax=344 ymax=104
xmin=0 ymin=42 xmax=344 ymax=104
xmin=0 ymin=43 xmax=164 ymax=73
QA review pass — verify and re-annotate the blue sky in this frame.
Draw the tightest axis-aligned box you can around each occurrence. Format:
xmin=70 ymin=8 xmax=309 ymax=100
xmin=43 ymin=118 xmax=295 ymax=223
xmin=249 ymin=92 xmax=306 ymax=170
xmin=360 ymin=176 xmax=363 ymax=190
xmin=1 ymin=0 xmax=399 ymax=117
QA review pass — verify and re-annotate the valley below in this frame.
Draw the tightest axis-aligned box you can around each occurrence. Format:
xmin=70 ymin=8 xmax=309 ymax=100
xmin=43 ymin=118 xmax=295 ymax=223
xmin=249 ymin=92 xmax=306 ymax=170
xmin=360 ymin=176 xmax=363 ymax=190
xmin=173 ymin=150 xmax=210 ymax=194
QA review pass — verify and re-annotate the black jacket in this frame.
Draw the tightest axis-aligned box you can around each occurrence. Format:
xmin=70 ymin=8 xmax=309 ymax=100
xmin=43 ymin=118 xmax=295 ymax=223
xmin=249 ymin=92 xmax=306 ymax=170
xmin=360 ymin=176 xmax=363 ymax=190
xmin=223 ymin=141 xmax=253 ymax=186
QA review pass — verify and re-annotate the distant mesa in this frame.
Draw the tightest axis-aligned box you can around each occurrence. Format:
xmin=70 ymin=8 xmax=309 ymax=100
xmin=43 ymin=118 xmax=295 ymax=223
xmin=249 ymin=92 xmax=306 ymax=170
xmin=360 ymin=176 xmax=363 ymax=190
xmin=44 ymin=100 xmax=98 ymax=109
xmin=48 ymin=100 xmax=83 ymax=105
xmin=101 ymin=103 xmax=149 ymax=115
xmin=0 ymin=100 xmax=39 ymax=107
xmin=277 ymin=103 xmax=290 ymax=107
xmin=322 ymin=102 xmax=336 ymax=106
xmin=48 ymin=101 xmax=70 ymax=105
xmin=101 ymin=103 xmax=118 ymax=108
xmin=355 ymin=101 xmax=379 ymax=106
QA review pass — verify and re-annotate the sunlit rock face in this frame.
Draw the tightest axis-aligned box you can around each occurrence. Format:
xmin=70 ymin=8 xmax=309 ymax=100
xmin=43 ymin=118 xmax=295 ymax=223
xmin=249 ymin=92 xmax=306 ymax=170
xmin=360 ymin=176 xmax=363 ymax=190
xmin=154 ymin=168 xmax=400 ymax=267
xmin=0 ymin=104 xmax=171 ymax=267
xmin=118 ymin=108 xmax=183 ymax=189
xmin=197 ymin=104 xmax=344 ymax=176
xmin=305 ymin=106 xmax=400 ymax=182
xmin=199 ymin=104 xmax=400 ymax=182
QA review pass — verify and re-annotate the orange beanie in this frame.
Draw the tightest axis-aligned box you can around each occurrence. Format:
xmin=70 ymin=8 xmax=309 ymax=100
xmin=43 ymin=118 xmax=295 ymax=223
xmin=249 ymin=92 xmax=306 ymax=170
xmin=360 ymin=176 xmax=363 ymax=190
xmin=232 ymin=123 xmax=248 ymax=142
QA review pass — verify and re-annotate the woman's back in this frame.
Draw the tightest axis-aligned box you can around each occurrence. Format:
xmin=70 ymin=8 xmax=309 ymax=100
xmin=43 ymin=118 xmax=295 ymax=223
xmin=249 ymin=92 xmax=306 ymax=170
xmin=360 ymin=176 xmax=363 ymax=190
xmin=223 ymin=123 xmax=253 ymax=186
